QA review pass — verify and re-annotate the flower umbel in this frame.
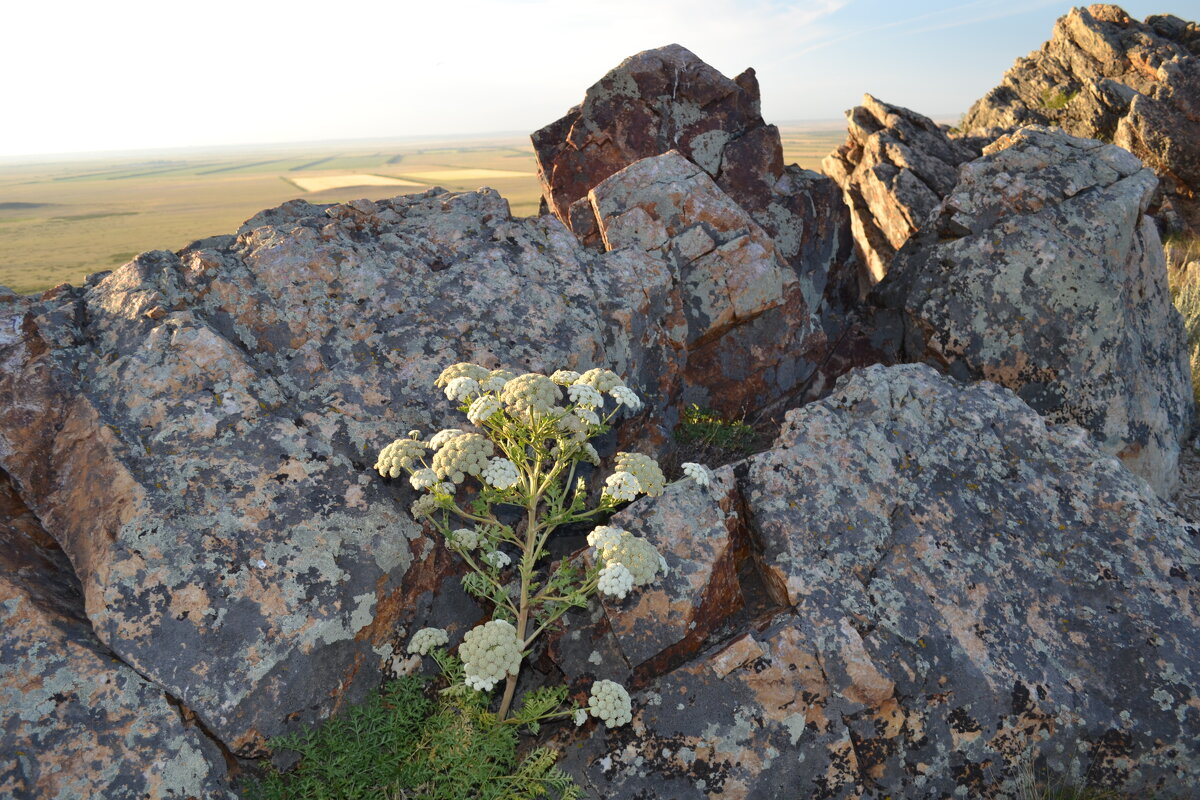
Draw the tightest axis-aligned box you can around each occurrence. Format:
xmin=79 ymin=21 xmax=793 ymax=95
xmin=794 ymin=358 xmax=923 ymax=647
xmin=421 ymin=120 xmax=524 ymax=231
xmin=460 ymin=620 xmax=522 ymax=692
xmin=588 ymin=680 xmax=632 ymax=727
xmin=407 ymin=627 xmax=449 ymax=656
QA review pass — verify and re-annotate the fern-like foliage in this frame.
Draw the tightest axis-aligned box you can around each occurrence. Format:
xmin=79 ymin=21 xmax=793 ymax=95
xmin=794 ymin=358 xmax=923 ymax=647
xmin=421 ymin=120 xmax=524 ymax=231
xmin=242 ymin=673 xmax=582 ymax=800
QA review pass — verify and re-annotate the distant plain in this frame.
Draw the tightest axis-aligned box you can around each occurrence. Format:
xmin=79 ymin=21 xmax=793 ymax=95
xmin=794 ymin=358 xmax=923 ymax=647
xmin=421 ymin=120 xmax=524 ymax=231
xmin=0 ymin=125 xmax=847 ymax=295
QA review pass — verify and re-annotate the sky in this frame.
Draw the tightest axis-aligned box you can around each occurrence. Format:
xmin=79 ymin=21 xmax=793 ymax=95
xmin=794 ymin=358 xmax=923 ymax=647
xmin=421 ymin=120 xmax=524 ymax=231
xmin=2 ymin=0 xmax=1194 ymax=157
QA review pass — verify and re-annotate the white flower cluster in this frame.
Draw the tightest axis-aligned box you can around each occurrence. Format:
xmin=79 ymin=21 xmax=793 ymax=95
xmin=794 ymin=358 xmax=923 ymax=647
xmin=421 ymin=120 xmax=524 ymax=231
xmin=482 ymin=369 xmax=516 ymax=392
xmin=610 ymin=385 xmax=643 ymax=412
xmin=614 ymin=452 xmax=664 ymax=497
xmin=375 ymin=437 xmax=428 ymax=478
xmin=587 ymin=679 xmax=632 ymax=727
xmin=603 ymin=471 xmax=641 ymax=502
xmin=431 ymin=432 xmax=493 ymax=484
xmin=567 ymin=383 xmax=603 ymax=409
xmin=483 ymin=549 xmax=511 ymax=568
xmin=444 ymin=376 xmax=479 ymax=402
xmin=597 ymin=562 xmax=635 ymax=599
xmin=409 ymin=468 xmax=438 ymax=491
xmin=435 ymin=362 xmax=489 ymax=388
xmin=429 ymin=429 xmax=463 ymax=450
xmin=682 ymin=462 xmax=715 ymax=488
xmin=481 ymin=457 xmax=520 ymax=490
xmin=411 ymin=494 xmax=440 ymax=518
xmin=500 ymin=373 xmax=561 ymax=417
xmin=591 ymin=526 xmax=663 ymax=586
xmin=449 ymin=527 xmax=479 ymax=550
xmin=460 ymin=619 xmax=522 ymax=692
xmin=555 ymin=407 xmax=588 ymax=441
xmin=576 ymin=368 xmax=623 ymax=393
xmin=550 ymin=370 xmax=581 ymax=386
xmin=407 ymin=627 xmax=449 ymax=656
xmin=467 ymin=394 xmax=503 ymax=424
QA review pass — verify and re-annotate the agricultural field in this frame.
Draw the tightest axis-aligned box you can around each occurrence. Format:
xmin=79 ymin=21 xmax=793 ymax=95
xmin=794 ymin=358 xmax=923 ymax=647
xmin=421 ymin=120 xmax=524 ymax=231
xmin=0 ymin=125 xmax=847 ymax=295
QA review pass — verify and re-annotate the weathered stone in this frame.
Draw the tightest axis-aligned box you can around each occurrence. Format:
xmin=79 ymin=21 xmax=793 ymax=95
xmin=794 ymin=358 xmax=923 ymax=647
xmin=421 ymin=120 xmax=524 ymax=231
xmin=0 ymin=188 xmax=689 ymax=755
xmin=555 ymin=364 xmax=1200 ymax=798
xmin=823 ymin=94 xmax=982 ymax=282
xmin=0 ymin=473 xmax=235 ymax=799
xmin=588 ymin=151 xmax=833 ymax=415
xmin=960 ymin=4 xmax=1200 ymax=232
xmin=532 ymin=44 xmax=867 ymax=411
xmin=874 ymin=126 xmax=1194 ymax=497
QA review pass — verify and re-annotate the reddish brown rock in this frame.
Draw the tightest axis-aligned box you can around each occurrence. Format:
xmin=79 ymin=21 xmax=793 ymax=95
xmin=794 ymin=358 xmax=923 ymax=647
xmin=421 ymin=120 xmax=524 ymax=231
xmin=823 ymin=94 xmax=981 ymax=282
xmin=532 ymin=44 xmax=866 ymax=412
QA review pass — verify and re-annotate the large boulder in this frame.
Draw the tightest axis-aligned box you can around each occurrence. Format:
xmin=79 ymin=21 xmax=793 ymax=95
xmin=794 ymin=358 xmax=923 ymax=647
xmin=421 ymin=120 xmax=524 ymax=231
xmin=959 ymin=4 xmax=1200 ymax=232
xmin=532 ymin=45 xmax=867 ymax=411
xmin=873 ymin=126 xmax=1193 ymax=497
xmin=554 ymin=363 xmax=1200 ymax=799
xmin=0 ymin=472 xmax=235 ymax=799
xmin=0 ymin=189 xmax=692 ymax=756
xmin=823 ymin=94 xmax=982 ymax=283
xmin=587 ymin=150 xmax=829 ymax=416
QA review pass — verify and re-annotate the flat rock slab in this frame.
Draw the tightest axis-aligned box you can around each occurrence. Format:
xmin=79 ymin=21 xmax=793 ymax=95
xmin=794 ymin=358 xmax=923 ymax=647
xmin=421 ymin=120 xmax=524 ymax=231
xmin=0 ymin=189 xmax=686 ymax=754
xmin=874 ymin=126 xmax=1194 ymax=497
xmin=556 ymin=363 xmax=1200 ymax=798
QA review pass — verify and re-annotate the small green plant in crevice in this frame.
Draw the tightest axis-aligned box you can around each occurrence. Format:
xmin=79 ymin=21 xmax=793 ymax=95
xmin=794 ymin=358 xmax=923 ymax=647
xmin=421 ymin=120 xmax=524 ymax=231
xmin=242 ymin=654 xmax=580 ymax=800
xmin=673 ymin=403 xmax=759 ymax=456
xmin=1041 ymin=87 xmax=1078 ymax=111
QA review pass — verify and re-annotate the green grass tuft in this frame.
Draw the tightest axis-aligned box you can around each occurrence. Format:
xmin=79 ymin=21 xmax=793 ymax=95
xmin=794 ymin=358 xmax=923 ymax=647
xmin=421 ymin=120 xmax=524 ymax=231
xmin=242 ymin=666 xmax=581 ymax=800
xmin=673 ymin=404 xmax=758 ymax=455
xmin=1041 ymin=87 xmax=1078 ymax=111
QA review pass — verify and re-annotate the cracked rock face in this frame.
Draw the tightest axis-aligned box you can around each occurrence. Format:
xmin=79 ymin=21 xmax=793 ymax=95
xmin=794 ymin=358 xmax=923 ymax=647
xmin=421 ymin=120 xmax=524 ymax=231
xmin=0 ymin=189 xmax=688 ymax=756
xmin=0 ymin=473 xmax=235 ymax=799
xmin=532 ymin=44 xmax=867 ymax=408
xmin=823 ymin=94 xmax=982 ymax=283
xmin=588 ymin=150 xmax=827 ymax=416
xmin=555 ymin=363 xmax=1200 ymax=799
xmin=959 ymin=3 xmax=1200 ymax=230
xmin=873 ymin=126 xmax=1194 ymax=497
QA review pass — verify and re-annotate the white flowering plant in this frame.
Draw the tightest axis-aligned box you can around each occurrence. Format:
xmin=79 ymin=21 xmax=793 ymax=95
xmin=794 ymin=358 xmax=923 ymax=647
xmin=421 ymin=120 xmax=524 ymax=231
xmin=376 ymin=363 xmax=713 ymax=732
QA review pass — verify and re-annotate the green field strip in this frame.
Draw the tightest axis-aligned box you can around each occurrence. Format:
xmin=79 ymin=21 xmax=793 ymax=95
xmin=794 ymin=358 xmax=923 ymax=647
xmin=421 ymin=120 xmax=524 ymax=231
xmin=289 ymin=156 xmax=340 ymax=172
xmin=387 ymin=154 xmax=405 ymax=164
xmin=197 ymin=159 xmax=285 ymax=175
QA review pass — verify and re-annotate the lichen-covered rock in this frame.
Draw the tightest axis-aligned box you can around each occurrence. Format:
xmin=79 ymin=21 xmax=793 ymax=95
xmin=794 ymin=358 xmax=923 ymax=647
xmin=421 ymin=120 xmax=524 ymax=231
xmin=959 ymin=4 xmax=1200 ymax=231
xmin=873 ymin=126 xmax=1194 ymax=497
xmin=0 ymin=189 xmax=686 ymax=754
xmin=531 ymin=44 xmax=865 ymax=401
xmin=823 ymin=94 xmax=982 ymax=282
xmin=0 ymin=473 xmax=235 ymax=799
xmin=555 ymin=364 xmax=1200 ymax=799
xmin=588 ymin=150 xmax=829 ymax=414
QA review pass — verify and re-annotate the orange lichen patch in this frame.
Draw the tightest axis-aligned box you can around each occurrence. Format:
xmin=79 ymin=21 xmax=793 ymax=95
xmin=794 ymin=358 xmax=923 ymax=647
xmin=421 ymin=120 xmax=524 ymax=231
xmin=978 ymin=350 xmax=1056 ymax=390
xmin=168 ymin=584 xmax=212 ymax=622
xmin=836 ymin=618 xmax=895 ymax=707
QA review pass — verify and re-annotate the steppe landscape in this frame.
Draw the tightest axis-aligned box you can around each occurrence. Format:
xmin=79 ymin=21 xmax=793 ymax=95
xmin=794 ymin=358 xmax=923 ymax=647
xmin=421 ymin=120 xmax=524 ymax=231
xmin=0 ymin=126 xmax=846 ymax=295
xmin=3 ymin=3 xmax=1200 ymax=799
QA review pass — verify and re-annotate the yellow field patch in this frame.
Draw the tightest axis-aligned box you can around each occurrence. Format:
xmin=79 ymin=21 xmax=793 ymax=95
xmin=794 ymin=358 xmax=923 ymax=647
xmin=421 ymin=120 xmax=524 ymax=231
xmin=403 ymin=168 xmax=536 ymax=182
xmin=290 ymin=174 xmax=426 ymax=193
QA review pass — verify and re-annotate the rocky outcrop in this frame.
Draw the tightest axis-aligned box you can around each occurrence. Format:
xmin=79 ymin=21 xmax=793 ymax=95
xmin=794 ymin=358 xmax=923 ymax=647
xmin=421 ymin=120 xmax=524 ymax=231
xmin=0 ymin=189 xmax=692 ymax=758
xmin=532 ymin=44 xmax=868 ymax=411
xmin=554 ymin=364 xmax=1200 ymax=798
xmin=0 ymin=473 xmax=235 ymax=799
xmin=959 ymin=4 xmax=1200 ymax=231
xmin=823 ymin=94 xmax=982 ymax=282
xmin=587 ymin=150 xmax=833 ymax=415
xmin=873 ymin=126 xmax=1193 ymax=497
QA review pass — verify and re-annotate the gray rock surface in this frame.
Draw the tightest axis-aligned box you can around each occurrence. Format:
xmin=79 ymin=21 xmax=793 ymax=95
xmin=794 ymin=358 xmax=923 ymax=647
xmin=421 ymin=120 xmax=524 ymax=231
xmin=554 ymin=363 xmax=1200 ymax=799
xmin=823 ymin=94 xmax=982 ymax=282
xmin=0 ymin=189 xmax=688 ymax=755
xmin=0 ymin=473 xmax=235 ymax=799
xmin=873 ymin=126 xmax=1194 ymax=497
xmin=960 ymin=3 xmax=1200 ymax=232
